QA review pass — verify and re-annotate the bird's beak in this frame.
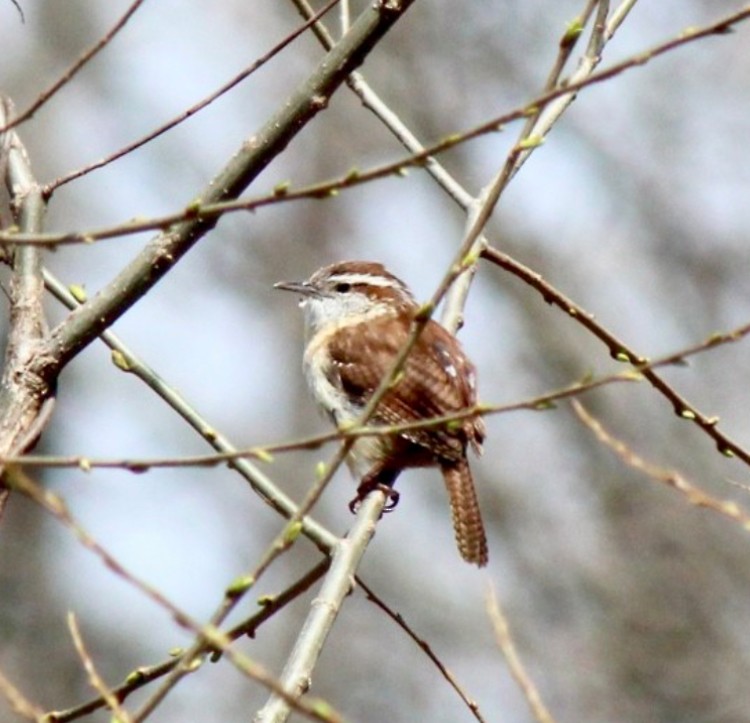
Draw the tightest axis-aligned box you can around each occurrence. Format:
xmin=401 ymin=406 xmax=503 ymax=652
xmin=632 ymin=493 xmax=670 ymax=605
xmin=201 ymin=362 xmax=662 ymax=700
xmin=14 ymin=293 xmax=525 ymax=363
xmin=273 ymin=280 xmax=317 ymax=296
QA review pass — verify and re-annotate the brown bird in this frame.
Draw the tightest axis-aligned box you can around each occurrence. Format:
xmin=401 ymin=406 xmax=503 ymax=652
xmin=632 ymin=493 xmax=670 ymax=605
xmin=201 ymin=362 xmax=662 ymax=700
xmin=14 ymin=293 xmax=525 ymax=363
xmin=275 ymin=260 xmax=488 ymax=566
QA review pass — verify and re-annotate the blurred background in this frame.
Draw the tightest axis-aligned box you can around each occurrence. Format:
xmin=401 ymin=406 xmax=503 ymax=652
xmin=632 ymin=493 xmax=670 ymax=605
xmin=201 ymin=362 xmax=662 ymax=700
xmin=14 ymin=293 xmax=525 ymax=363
xmin=2 ymin=1 xmax=750 ymax=721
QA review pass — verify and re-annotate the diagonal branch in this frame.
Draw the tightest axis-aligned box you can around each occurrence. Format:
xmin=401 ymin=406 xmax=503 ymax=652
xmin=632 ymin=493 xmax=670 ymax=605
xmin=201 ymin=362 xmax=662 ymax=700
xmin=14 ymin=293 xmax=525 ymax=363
xmin=49 ymin=560 xmax=330 ymax=721
xmin=3 ymin=465 xmax=342 ymax=723
xmin=572 ymin=400 xmax=750 ymax=530
xmin=67 ymin=613 xmax=134 ymax=723
xmin=359 ymin=577 xmax=487 ymax=722
xmin=0 ymin=665 xmax=43 ymax=721
xmin=487 ymin=585 xmax=556 ymax=723
xmin=0 ymin=0 xmax=148 ymax=134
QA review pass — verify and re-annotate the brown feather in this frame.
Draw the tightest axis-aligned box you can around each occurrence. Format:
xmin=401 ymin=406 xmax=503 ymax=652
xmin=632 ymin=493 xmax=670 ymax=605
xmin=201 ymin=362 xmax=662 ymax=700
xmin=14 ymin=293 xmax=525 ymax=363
xmin=326 ymin=312 xmax=483 ymax=462
xmin=442 ymin=460 xmax=488 ymax=567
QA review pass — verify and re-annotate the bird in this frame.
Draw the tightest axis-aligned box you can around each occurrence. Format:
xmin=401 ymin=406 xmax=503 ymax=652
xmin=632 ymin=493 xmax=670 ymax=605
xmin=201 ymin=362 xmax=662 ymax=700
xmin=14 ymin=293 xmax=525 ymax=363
xmin=275 ymin=260 xmax=487 ymax=566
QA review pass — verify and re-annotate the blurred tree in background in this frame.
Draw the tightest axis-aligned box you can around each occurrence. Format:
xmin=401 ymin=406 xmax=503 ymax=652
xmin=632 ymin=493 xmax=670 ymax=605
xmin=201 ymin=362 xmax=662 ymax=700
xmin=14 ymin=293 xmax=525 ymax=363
xmin=2 ymin=1 xmax=750 ymax=721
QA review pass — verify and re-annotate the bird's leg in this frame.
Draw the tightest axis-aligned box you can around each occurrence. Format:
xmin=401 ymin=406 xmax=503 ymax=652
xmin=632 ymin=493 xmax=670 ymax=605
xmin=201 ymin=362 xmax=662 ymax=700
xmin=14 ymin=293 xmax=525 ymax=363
xmin=348 ymin=467 xmax=401 ymax=514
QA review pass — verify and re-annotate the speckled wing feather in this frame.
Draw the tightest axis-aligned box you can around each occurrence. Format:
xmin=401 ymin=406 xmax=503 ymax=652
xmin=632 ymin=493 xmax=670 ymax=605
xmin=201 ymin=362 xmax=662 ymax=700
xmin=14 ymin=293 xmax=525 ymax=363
xmin=326 ymin=313 xmax=484 ymax=461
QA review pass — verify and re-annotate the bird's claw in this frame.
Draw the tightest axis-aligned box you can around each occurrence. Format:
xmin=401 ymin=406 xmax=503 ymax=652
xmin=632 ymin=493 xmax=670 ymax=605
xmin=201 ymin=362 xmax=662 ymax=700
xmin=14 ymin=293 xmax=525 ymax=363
xmin=348 ymin=482 xmax=400 ymax=514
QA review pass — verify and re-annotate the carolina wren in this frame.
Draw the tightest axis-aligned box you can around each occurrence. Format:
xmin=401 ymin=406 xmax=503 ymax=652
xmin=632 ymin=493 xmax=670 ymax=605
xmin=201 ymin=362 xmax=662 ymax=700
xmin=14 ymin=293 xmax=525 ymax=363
xmin=275 ymin=260 xmax=488 ymax=566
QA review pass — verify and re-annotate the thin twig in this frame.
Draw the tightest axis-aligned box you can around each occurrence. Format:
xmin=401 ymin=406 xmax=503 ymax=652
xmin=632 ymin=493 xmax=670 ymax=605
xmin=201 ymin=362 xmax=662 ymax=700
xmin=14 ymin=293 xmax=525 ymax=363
xmin=444 ymin=0 xmax=605 ymax=329
xmin=0 ymin=369 xmax=638 ymax=470
xmin=605 ymin=0 xmax=639 ymax=38
xmin=586 ymin=0 xmax=611 ymax=59
xmin=448 ymin=0 xmax=620 ymax=307
xmin=547 ymin=1 xmax=600 ymax=88
xmin=0 ymin=0 xmax=147 ymax=134
xmin=359 ymin=577 xmax=487 ymax=722
xmin=0 ymin=666 xmax=43 ymax=721
xmin=67 ymin=613 xmax=134 ymax=723
xmin=572 ymin=400 xmax=750 ymax=530
xmin=487 ymin=585 xmax=556 ymax=723
xmin=137 ymin=442 xmax=365 ymax=718
xmin=514 ymin=0 xmax=601 ymax=154
xmin=49 ymin=561 xmax=330 ymax=721
xmin=223 ymin=558 xmax=331 ymax=648
xmin=6 ymin=0 xmax=24 ymax=23
xmin=48 ymin=659 xmax=179 ymax=723
xmin=499 ymin=0 xmax=617 ymax=190
xmin=2 ymin=465 xmax=341 ymax=723
xmin=44 ymin=0 xmax=343 ymax=194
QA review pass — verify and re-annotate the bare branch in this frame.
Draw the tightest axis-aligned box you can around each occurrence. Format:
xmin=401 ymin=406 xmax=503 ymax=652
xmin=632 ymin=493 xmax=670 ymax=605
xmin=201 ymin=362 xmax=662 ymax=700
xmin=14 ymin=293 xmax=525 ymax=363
xmin=254 ymin=491 xmax=385 ymax=723
xmin=48 ymin=658 xmax=179 ymax=723
xmin=444 ymin=0 xmax=630 ymax=335
xmin=0 ymin=666 xmax=43 ymax=721
xmin=67 ymin=613 xmax=134 ymax=723
xmin=359 ymin=577 xmax=487 ymax=722
xmin=50 ymin=561 xmax=329 ymax=721
xmin=224 ymin=559 xmax=331 ymax=647
xmin=487 ymin=586 xmax=556 ymax=723
xmin=3 ymin=465 xmax=342 ymax=723
xmin=544 ymin=1 xmax=599 ymax=89
xmin=572 ymin=401 xmax=750 ymax=530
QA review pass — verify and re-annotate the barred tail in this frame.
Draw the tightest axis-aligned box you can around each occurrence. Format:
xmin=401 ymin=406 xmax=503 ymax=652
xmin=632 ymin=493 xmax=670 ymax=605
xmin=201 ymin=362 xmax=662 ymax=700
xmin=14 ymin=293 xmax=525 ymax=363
xmin=441 ymin=460 xmax=488 ymax=567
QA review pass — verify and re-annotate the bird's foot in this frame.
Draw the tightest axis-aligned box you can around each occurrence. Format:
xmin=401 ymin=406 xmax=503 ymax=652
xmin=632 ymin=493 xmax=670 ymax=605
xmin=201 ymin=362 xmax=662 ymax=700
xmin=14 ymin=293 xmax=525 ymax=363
xmin=348 ymin=481 xmax=400 ymax=514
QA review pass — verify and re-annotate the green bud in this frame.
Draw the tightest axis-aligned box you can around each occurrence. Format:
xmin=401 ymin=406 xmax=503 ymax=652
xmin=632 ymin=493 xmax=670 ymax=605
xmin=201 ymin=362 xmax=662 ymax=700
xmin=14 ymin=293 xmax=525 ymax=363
xmin=111 ymin=349 xmax=132 ymax=372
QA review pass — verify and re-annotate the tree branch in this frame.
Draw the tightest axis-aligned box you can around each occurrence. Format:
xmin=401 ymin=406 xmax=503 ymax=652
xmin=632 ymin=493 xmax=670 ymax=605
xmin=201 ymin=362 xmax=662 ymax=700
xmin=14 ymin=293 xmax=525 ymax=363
xmin=0 ymin=98 xmax=49 ymax=517
xmin=254 ymin=491 xmax=384 ymax=723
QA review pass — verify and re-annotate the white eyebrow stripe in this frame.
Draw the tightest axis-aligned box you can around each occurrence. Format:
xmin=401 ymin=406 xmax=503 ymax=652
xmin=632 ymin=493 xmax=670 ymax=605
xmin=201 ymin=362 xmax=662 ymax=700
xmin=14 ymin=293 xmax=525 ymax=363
xmin=327 ymin=273 xmax=400 ymax=288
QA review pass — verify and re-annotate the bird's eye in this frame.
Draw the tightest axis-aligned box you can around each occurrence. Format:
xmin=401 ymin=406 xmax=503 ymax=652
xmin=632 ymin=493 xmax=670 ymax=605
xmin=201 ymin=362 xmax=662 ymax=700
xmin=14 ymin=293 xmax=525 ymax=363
xmin=334 ymin=282 xmax=351 ymax=293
